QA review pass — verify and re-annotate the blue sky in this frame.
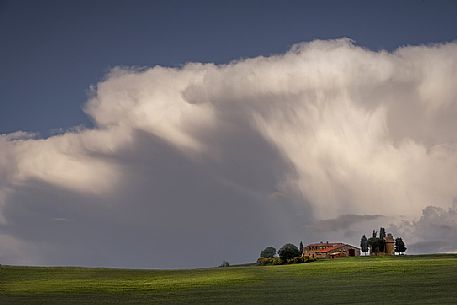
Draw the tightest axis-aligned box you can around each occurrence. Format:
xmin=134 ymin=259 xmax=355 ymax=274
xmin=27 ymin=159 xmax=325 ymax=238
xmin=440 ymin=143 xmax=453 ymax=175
xmin=1 ymin=0 xmax=456 ymax=135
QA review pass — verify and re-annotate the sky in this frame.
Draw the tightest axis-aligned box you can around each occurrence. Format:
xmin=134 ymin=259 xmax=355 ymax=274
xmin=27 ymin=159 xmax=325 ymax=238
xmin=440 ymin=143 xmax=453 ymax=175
xmin=1 ymin=0 xmax=457 ymax=268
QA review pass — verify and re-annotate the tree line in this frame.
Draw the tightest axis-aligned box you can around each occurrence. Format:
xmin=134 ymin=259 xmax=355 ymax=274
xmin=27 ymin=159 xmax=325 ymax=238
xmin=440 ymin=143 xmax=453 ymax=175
xmin=360 ymin=227 xmax=406 ymax=255
xmin=257 ymin=242 xmax=315 ymax=265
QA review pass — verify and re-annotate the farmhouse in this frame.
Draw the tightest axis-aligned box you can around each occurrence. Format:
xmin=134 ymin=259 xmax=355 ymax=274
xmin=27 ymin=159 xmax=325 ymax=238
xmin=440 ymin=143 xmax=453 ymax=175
xmin=303 ymin=242 xmax=360 ymax=259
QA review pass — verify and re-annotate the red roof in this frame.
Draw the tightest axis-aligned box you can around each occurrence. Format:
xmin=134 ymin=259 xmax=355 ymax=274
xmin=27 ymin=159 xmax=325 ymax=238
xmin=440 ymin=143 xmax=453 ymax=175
xmin=306 ymin=242 xmax=344 ymax=247
xmin=314 ymin=245 xmax=344 ymax=253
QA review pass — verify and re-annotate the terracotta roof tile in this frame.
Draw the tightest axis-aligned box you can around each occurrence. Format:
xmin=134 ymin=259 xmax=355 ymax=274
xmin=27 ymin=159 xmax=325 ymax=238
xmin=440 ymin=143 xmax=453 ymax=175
xmin=315 ymin=246 xmax=343 ymax=253
xmin=306 ymin=242 xmax=344 ymax=247
xmin=305 ymin=242 xmax=361 ymax=251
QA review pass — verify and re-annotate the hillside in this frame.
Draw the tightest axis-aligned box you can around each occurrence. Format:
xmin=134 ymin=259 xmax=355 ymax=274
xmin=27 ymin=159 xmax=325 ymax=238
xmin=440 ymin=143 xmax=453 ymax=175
xmin=1 ymin=254 xmax=457 ymax=305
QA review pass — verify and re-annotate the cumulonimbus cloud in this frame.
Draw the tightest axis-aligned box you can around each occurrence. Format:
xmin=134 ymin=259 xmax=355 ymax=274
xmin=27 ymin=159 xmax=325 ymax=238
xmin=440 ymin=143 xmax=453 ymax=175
xmin=1 ymin=39 xmax=457 ymax=266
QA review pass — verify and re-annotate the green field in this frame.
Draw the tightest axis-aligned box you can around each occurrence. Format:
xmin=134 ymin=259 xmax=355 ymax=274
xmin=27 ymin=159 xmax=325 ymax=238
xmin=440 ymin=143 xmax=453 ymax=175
xmin=1 ymin=254 xmax=457 ymax=305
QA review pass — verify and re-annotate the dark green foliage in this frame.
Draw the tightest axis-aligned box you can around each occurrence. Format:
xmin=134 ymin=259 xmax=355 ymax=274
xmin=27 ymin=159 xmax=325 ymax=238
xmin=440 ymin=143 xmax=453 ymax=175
xmin=379 ymin=227 xmax=386 ymax=240
xmin=256 ymin=257 xmax=286 ymax=265
xmin=395 ymin=237 xmax=407 ymax=254
xmin=278 ymin=243 xmax=301 ymax=261
xmin=379 ymin=240 xmax=386 ymax=253
xmin=256 ymin=257 xmax=273 ymax=265
xmin=368 ymin=236 xmax=380 ymax=253
xmin=271 ymin=257 xmax=284 ymax=265
xmin=360 ymin=235 xmax=369 ymax=254
xmin=258 ymin=256 xmax=314 ymax=266
xmin=368 ymin=228 xmax=387 ymax=254
xmin=260 ymin=246 xmax=277 ymax=258
xmin=219 ymin=261 xmax=230 ymax=267
xmin=287 ymin=257 xmax=304 ymax=264
xmin=299 ymin=241 xmax=304 ymax=254
xmin=369 ymin=230 xmax=381 ymax=254
xmin=379 ymin=227 xmax=386 ymax=252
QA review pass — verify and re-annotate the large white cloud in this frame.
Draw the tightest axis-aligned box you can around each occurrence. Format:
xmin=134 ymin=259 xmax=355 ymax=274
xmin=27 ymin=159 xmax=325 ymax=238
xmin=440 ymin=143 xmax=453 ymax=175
xmin=1 ymin=39 xmax=457 ymax=266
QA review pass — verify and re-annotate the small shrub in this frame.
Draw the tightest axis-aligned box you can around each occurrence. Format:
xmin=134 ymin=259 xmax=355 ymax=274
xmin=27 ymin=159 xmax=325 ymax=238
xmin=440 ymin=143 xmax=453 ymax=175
xmin=294 ymin=256 xmax=305 ymax=264
xmin=286 ymin=256 xmax=305 ymax=264
xmin=256 ymin=257 xmax=274 ymax=266
xmin=304 ymin=257 xmax=317 ymax=263
xmin=272 ymin=257 xmax=284 ymax=265
xmin=257 ymin=257 xmax=285 ymax=266
xmin=219 ymin=261 xmax=230 ymax=267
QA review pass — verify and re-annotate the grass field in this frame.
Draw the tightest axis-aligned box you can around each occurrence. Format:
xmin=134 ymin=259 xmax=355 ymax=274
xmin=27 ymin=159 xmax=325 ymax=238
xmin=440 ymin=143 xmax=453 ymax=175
xmin=1 ymin=254 xmax=457 ymax=305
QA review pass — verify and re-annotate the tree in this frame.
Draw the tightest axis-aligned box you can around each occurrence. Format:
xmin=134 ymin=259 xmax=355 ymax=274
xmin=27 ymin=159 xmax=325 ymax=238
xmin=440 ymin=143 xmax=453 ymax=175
xmin=299 ymin=241 xmax=304 ymax=255
xmin=379 ymin=227 xmax=386 ymax=240
xmin=372 ymin=230 xmax=377 ymax=239
xmin=260 ymin=246 xmax=277 ymax=258
xmin=395 ymin=237 xmax=407 ymax=254
xmin=219 ymin=261 xmax=230 ymax=267
xmin=360 ymin=235 xmax=369 ymax=255
xmin=278 ymin=243 xmax=300 ymax=261
xmin=379 ymin=227 xmax=386 ymax=252
xmin=368 ymin=233 xmax=381 ymax=255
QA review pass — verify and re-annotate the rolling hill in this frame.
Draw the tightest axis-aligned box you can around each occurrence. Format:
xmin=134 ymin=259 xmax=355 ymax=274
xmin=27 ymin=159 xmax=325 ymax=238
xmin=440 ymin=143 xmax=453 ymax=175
xmin=1 ymin=254 xmax=457 ymax=304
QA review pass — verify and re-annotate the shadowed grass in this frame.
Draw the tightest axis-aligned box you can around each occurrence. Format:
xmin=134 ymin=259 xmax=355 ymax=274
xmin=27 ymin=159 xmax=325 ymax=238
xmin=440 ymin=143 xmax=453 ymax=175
xmin=1 ymin=254 xmax=457 ymax=304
